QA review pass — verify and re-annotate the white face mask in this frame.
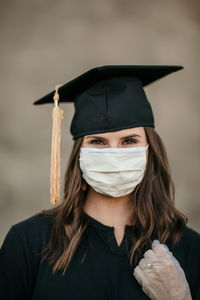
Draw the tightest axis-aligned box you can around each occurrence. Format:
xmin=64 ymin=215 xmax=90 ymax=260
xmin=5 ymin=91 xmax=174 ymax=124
xmin=79 ymin=144 xmax=149 ymax=197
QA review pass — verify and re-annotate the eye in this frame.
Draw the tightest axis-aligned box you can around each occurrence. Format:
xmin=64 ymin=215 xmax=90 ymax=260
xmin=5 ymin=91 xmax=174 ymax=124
xmin=123 ymin=138 xmax=137 ymax=144
xmin=89 ymin=139 xmax=105 ymax=145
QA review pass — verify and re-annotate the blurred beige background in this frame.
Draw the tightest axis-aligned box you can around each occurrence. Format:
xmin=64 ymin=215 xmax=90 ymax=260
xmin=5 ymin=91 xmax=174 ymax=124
xmin=0 ymin=0 xmax=199 ymax=245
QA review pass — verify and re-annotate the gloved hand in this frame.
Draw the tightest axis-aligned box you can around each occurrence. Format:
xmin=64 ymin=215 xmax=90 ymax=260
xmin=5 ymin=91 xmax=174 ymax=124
xmin=133 ymin=240 xmax=192 ymax=300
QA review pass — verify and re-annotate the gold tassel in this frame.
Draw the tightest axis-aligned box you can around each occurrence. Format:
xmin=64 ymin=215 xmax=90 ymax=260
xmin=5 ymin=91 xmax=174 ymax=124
xmin=50 ymin=84 xmax=64 ymax=205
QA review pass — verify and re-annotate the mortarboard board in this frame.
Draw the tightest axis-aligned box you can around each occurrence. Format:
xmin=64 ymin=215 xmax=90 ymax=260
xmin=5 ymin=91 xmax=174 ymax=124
xmin=33 ymin=65 xmax=184 ymax=205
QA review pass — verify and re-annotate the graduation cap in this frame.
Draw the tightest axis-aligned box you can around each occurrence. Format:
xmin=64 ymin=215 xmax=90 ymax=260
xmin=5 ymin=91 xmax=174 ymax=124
xmin=33 ymin=65 xmax=183 ymax=205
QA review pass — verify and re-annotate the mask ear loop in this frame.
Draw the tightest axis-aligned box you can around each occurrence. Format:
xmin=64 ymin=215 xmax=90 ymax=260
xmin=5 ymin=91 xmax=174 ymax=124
xmin=145 ymin=144 xmax=149 ymax=150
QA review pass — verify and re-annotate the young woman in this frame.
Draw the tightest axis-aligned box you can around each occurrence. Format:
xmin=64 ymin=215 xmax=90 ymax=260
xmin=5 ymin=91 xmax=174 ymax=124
xmin=0 ymin=65 xmax=200 ymax=300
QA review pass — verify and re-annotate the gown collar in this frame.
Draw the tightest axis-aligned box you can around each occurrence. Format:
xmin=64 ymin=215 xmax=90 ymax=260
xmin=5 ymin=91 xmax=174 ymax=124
xmin=85 ymin=213 xmax=134 ymax=257
xmin=85 ymin=212 xmax=134 ymax=231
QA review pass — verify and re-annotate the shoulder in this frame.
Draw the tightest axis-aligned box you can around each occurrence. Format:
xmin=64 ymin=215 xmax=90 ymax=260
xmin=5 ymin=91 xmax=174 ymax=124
xmin=11 ymin=212 xmax=54 ymax=238
xmin=177 ymin=225 xmax=200 ymax=250
xmin=0 ymin=213 xmax=55 ymax=298
xmin=169 ymin=225 xmax=200 ymax=270
xmin=166 ymin=225 xmax=200 ymax=266
xmin=177 ymin=226 xmax=200 ymax=299
xmin=1 ymin=212 xmax=54 ymax=253
xmin=182 ymin=225 xmax=200 ymax=240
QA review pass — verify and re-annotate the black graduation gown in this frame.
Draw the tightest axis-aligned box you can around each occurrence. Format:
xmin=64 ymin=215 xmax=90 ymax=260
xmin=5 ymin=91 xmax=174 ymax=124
xmin=0 ymin=213 xmax=200 ymax=300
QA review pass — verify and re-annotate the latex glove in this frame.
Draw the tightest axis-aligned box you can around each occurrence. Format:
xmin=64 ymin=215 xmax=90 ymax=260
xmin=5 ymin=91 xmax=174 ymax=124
xmin=133 ymin=240 xmax=192 ymax=300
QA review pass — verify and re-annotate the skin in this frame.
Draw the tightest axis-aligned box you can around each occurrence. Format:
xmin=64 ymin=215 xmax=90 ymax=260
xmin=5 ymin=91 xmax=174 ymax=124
xmin=81 ymin=126 xmax=148 ymax=246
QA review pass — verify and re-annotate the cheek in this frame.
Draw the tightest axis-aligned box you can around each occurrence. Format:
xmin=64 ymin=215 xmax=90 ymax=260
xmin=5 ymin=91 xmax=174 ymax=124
xmin=146 ymin=150 xmax=148 ymax=162
xmin=81 ymin=139 xmax=87 ymax=147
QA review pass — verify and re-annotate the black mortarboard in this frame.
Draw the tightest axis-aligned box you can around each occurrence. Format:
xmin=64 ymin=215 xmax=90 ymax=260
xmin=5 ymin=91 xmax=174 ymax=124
xmin=33 ymin=65 xmax=183 ymax=205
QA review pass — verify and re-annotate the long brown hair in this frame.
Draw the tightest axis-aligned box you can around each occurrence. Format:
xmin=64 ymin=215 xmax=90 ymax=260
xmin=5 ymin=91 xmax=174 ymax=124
xmin=37 ymin=127 xmax=188 ymax=275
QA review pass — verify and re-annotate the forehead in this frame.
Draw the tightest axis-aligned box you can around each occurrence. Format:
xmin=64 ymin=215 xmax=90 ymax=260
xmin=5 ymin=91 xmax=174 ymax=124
xmin=84 ymin=127 xmax=145 ymax=139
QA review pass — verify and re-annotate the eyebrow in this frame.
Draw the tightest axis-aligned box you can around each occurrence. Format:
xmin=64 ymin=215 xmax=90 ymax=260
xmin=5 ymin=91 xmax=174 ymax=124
xmin=85 ymin=134 xmax=142 ymax=140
